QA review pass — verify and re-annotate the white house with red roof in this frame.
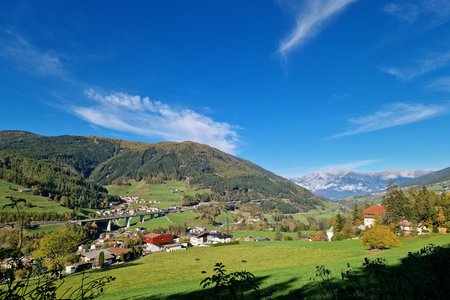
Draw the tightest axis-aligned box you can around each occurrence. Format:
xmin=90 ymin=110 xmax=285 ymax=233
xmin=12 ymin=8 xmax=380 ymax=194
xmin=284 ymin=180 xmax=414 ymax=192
xmin=363 ymin=205 xmax=386 ymax=228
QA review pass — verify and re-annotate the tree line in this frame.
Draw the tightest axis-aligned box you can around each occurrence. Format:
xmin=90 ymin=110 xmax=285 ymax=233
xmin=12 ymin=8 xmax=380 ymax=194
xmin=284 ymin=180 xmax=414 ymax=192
xmin=0 ymin=152 xmax=120 ymax=212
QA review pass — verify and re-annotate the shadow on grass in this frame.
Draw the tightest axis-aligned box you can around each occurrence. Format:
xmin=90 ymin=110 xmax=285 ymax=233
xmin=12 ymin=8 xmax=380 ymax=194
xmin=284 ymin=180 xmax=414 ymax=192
xmin=130 ymin=243 xmax=450 ymax=300
xmin=134 ymin=275 xmax=300 ymax=300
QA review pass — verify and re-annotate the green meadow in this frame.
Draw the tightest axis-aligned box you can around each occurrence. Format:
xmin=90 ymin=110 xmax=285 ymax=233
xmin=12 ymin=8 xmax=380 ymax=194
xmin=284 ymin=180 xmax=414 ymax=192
xmin=0 ymin=179 xmax=72 ymax=214
xmin=61 ymin=234 xmax=450 ymax=299
xmin=117 ymin=209 xmax=237 ymax=231
xmin=105 ymin=180 xmax=209 ymax=209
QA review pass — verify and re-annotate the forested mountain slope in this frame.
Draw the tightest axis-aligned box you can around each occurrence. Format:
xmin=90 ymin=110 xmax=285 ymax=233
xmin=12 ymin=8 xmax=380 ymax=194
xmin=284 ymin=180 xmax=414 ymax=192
xmin=0 ymin=131 xmax=324 ymax=211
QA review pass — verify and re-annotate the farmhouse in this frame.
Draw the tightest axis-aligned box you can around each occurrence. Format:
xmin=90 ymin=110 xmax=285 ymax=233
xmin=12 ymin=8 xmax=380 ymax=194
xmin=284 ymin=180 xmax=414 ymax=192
xmin=143 ymin=233 xmax=173 ymax=253
xmin=143 ymin=233 xmax=172 ymax=245
xmin=108 ymin=247 xmax=132 ymax=261
xmin=399 ymin=220 xmax=413 ymax=236
xmin=190 ymin=232 xmax=209 ymax=246
xmin=80 ymin=249 xmax=115 ymax=266
xmin=363 ymin=205 xmax=385 ymax=228
xmin=163 ymin=243 xmax=186 ymax=252
xmin=207 ymin=232 xmax=233 ymax=244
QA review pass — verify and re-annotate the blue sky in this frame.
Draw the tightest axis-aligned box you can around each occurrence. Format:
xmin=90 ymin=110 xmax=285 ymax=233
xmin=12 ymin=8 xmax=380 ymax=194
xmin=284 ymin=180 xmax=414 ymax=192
xmin=0 ymin=0 xmax=449 ymax=176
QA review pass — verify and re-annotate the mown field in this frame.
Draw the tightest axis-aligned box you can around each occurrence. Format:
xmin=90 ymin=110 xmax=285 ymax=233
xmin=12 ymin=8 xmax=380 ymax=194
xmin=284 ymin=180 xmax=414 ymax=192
xmin=60 ymin=234 xmax=450 ymax=299
xmin=0 ymin=179 xmax=72 ymax=214
xmin=105 ymin=180 xmax=209 ymax=209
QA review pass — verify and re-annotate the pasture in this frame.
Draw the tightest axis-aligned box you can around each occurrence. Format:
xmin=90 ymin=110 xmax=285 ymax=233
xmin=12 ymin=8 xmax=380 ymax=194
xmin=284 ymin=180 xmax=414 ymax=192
xmin=105 ymin=180 xmax=209 ymax=209
xmin=61 ymin=234 xmax=450 ymax=299
xmin=0 ymin=179 xmax=71 ymax=214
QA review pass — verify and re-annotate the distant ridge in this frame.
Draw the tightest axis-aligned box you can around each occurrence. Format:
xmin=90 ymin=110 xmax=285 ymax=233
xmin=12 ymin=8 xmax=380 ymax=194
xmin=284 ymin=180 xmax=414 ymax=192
xmin=401 ymin=166 xmax=450 ymax=187
xmin=291 ymin=169 xmax=431 ymax=199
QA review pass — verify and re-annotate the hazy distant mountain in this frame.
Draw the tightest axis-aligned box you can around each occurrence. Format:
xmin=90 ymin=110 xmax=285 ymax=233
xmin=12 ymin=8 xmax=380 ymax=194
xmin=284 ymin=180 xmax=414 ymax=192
xmin=291 ymin=169 xmax=432 ymax=199
xmin=401 ymin=166 xmax=450 ymax=188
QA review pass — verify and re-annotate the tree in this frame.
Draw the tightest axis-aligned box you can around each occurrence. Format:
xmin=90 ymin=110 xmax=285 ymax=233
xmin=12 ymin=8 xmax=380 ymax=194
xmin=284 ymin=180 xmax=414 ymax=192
xmin=33 ymin=230 xmax=80 ymax=277
xmin=3 ymin=196 xmax=26 ymax=250
xmin=382 ymin=182 xmax=410 ymax=224
xmin=360 ymin=225 xmax=400 ymax=250
xmin=197 ymin=205 xmax=221 ymax=224
xmin=98 ymin=251 xmax=105 ymax=268
xmin=352 ymin=203 xmax=363 ymax=226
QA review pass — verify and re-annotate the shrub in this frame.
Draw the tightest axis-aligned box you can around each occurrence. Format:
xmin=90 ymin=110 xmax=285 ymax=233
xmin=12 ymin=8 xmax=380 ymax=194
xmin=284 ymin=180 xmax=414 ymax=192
xmin=360 ymin=225 xmax=400 ymax=250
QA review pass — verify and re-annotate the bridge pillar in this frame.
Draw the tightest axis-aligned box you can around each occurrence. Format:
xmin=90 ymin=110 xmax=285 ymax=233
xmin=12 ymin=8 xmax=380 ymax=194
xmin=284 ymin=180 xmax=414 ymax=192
xmin=126 ymin=217 xmax=131 ymax=228
xmin=106 ymin=220 xmax=112 ymax=232
xmin=140 ymin=215 xmax=145 ymax=223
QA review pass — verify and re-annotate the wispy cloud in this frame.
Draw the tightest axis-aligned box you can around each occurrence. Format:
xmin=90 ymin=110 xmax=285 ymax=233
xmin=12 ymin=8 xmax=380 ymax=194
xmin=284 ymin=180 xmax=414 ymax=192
xmin=72 ymin=89 xmax=239 ymax=154
xmin=277 ymin=0 xmax=357 ymax=58
xmin=0 ymin=31 xmax=66 ymax=78
xmin=331 ymin=102 xmax=446 ymax=138
xmin=380 ymin=51 xmax=450 ymax=80
xmin=384 ymin=0 xmax=450 ymax=25
xmin=427 ymin=76 xmax=450 ymax=92
xmin=319 ymin=159 xmax=382 ymax=172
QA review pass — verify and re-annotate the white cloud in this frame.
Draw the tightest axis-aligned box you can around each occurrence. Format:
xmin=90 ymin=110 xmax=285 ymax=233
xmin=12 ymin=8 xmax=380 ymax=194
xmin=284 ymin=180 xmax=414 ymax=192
xmin=331 ymin=102 xmax=446 ymax=138
xmin=319 ymin=159 xmax=383 ymax=172
xmin=427 ymin=76 xmax=450 ymax=92
xmin=0 ymin=32 xmax=66 ymax=77
xmin=384 ymin=0 xmax=450 ymax=25
xmin=73 ymin=89 xmax=239 ymax=154
xmin=278 ymin=0 xmax=357 ymax=58
xmin=381 ymin=51 xmax=450 ymax=80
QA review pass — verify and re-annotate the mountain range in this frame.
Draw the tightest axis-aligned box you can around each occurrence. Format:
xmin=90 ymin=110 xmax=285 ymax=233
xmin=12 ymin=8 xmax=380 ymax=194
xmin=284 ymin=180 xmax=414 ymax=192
xmin=0 ymin=131 xmax=324 ymax=212
xmin=290 ymin=169 xmax=432 ymax=199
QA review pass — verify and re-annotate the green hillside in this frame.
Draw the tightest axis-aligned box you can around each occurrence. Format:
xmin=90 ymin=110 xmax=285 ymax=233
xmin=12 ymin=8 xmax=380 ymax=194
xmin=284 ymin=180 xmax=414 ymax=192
xmin=402 ymin=166 xmax=450 ymax=188
xmin=0 ymin=151 xmax=117 ymax=211
xmin=0 ymin=131 xmax=324 ymax=211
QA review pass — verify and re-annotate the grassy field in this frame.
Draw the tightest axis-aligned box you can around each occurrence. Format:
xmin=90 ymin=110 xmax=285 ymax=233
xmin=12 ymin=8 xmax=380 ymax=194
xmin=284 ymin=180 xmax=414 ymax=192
xmin=0 ymin=179 xmax=72 ymax=214
xmin=106 ymin=180 xmax=209 ymax=209
xmin=117 ymin=209 xmax=237 ymax=231
xmin=61 ymin=234 xmax=450 ymax=299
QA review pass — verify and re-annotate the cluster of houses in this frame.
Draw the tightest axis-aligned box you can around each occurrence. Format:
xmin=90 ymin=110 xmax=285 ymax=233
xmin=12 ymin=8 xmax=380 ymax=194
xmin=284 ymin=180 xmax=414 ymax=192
xmin=362 ymin=204 xmax=428 ymax=236
xmin=64 ymin=229 xmax=234 ymax=274
xmin=96 ymin=203 xmax=161 ymax=218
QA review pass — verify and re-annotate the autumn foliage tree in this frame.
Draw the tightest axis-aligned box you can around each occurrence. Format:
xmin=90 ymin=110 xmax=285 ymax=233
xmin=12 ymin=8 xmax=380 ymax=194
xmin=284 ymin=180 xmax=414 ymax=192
xmin=360 ymin=225 xmax=400 ymax=250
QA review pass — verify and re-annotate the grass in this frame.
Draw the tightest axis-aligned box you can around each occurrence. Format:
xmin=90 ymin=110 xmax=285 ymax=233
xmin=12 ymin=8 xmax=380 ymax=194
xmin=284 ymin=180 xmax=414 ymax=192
xmin=232 ymin=230 xmax=316 ymax=239
xmin=0 ymin=179 xmax=72 ymax=214
xmin=117 ymin=210 xmax=237 ymax=231
xmin=60 ymin=234 xmax=450 ymax=299
xmin=105 ymin=180 xmax=209 ymax=209
xmin=26 ymin=223 xmax=66 ymax=233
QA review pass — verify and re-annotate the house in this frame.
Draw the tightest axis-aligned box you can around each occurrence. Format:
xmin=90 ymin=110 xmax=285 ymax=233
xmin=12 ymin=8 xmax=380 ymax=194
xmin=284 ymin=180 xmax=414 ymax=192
xmin=108 ymin=247 xmax=132 ymax=261
xmin=188 ymin=226 xmax=206 ymax=234
xmin=399 ymin=220 xmax=413 ymax=236
xmin=80 ymin=250 xmax=115 ymax=266
xmin=163 ymin=243 xmax=186 ymax=252
xmin=190 ymin=232 xmax=209 ymax=246
xmin=143 ymin=233 xmax=173 ymax=253
xmin=207 ymin=232 xmax=233 ymax=244
xmin=363 ymin=205 xmax=386 ymax=228
xmin=143 ymin=233 xmax=173 ymax=245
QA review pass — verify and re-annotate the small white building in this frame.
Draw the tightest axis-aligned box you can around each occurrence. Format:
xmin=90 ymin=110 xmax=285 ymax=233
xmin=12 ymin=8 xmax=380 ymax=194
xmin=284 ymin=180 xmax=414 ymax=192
xmin=163 ymin=243 xmax=186 ymax=252
xmin=207 ymin=232 xmax=232 ymax=244
xmin=190 ymin=232 xmax=209 ymax=246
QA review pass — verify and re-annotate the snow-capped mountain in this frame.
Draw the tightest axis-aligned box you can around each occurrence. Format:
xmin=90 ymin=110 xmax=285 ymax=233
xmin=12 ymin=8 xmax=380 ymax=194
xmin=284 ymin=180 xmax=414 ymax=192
xmin=290 ymin=169 xmax=432 ymax=199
